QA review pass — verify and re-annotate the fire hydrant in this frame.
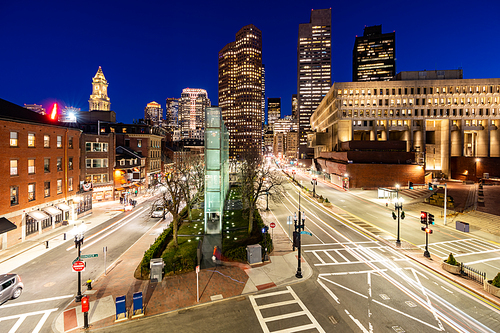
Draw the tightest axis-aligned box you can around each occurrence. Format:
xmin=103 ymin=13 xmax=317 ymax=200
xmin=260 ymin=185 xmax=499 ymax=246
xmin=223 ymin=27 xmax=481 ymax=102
xmin=86 ymin=279 xmax=92 ymax=290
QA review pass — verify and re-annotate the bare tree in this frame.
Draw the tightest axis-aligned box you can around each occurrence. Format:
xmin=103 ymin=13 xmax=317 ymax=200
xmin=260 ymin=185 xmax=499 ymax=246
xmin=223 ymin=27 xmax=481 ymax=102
xmin=239 ymin=148 xmax=285 ymax=233
xmin=178 ymin=153 xmax=204 ymax=220
xmin=152 ymin=166 xmax=185 ymax=247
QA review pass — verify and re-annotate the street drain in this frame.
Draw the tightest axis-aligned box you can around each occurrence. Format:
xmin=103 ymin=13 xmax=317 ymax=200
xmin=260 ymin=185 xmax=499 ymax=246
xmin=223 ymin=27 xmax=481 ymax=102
xmin=392 ymin=326 xmax=405 ymax=332
xmin=328 ymin=316 xmax=338 ymax=324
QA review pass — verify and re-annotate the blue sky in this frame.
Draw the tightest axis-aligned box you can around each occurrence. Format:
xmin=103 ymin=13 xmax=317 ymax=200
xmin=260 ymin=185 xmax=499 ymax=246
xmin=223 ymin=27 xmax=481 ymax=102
xmin=1 ymin=0 xmax=499 ymax=123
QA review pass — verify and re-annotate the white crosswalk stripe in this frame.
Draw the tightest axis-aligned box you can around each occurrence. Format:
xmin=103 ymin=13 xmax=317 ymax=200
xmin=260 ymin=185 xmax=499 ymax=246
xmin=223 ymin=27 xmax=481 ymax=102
xmin=249 ymin=286 xmax=325 ymax=333
xmin=417 ymin=238 xmax=500 ymax=260
xmin=305 ymin=246 xmax=409 ymax=266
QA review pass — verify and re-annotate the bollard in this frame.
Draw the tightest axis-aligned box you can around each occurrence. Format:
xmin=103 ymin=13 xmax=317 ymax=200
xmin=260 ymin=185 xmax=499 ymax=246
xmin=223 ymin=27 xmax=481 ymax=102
xmin=86 ymin=279 xmax=92 ymax=290
xmin=64 ymin=233 xmax=66 ymax=240
xmin=46 ymin=240 xmax=49 ymax=249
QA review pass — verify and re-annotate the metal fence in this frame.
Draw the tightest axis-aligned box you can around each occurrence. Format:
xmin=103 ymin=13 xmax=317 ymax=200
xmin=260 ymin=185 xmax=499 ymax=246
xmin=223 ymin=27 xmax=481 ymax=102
xmin=461 ymin=263 xmax=486 ymax=285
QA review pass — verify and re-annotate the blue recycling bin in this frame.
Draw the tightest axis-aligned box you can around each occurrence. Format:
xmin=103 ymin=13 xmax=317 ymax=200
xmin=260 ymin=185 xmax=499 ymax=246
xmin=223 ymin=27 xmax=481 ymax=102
xmin=132 ymin=292 xmax=143 ymax=316
xmin=115 ymin=295 xmax=127 ymax=320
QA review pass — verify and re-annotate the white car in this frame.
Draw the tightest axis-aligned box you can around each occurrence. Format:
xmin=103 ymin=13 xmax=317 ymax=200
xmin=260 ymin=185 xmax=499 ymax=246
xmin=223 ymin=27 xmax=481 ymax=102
xmin=151 ymin=206 xmax=164 ymax=218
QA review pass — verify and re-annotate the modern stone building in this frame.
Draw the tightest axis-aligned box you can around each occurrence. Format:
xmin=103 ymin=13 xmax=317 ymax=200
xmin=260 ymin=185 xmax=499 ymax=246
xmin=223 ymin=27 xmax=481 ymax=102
xmin=309 ymin=70 xmax=500 ymax=185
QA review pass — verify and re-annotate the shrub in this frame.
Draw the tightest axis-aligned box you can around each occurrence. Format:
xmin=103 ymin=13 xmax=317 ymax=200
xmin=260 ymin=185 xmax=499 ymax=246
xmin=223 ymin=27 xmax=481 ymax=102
xmin=139 ymin=226 xmax=173 ymax=275
xmin=445 ymin=253 xmax=459 ymax=266
xmin=223 ymin=246 xmax=248 ymax=261
xmin=324 ymin=198 xmax=329 ymax=203
xmin=491 ymin=272 xmax=500 ymax=288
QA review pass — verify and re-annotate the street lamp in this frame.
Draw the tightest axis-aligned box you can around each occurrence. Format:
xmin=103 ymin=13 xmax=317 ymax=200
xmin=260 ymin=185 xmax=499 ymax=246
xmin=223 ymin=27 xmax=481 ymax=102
xmin=72 ymin=223 xmax=86 ymax=302
xmin=475 ymin=158 xmax=480 ymax=182
xmin=293 ymin=206 xmax=305 ymax=279
xmin=394 ymin=196 xmax=404 ymax=247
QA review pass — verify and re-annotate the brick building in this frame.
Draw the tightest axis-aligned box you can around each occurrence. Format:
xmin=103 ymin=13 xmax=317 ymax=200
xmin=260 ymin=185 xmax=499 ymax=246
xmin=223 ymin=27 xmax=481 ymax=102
xmin=0 ymin=98 xmax=81 ymax=249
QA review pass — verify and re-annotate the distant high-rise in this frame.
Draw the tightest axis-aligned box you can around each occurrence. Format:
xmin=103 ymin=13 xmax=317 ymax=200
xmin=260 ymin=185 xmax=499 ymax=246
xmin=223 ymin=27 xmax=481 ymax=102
xmin=24 ymin=104 xmax=46 ymax=115
xmin=144 ymin=101 xmax=163 ymax=126
xmin=219 ymin=24 xmax=263 ymax=158
xmin=297 ymin=9 xmax=331 ymax=159
xmin=166 ymin=98 xmax=179 ymax=129
xmin=178 ymin=88 xmax=210 ymax=140
xmin=267 ymin=98 xmax=281 ymax=127
xmin=262 ymin=64 xmax=266 ymax=129
xmin=291 ymin=94 xmax=298 ymax=120
xmin=89 ymin=66 xmax=111 ymax=111
xmin=353 ymin=25 xmax=395 ymax=82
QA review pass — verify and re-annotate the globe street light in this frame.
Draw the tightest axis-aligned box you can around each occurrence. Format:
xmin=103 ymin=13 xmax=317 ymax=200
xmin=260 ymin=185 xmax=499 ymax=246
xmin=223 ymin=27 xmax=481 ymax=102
xmin=394 ymin=196 xmax=404 ymax=247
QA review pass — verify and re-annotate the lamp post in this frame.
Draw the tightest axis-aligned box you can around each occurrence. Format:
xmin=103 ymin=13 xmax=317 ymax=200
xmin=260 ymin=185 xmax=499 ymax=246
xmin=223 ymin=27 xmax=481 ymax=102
xmin=292 ymin=169 xmax=296 ymax=180
xmin=266 ymin=191 xmax=269 ymax=211
xmin=72 ymin=223 xmax=86 ymax=302
xmin=475 ymin=158 xmax=480 ymax=182
xmin=394 ymin=192 xmax=404 ymax=248
xmin=293 ymin=196 xmax=305 ymax=279
xmin=311 ymin=177 xmax=317 ymax=197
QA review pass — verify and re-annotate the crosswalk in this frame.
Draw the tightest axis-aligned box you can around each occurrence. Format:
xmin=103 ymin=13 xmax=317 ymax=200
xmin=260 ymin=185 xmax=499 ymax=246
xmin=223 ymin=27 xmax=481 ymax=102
xmin=399 ymin=188 xmax=433 ymax=199
xmin=417 ymin=238 xmax=500 ymax=261
xmin=304 ymin=244 xmax=409 ymax=267
xmin=249 ymin=286 xmax=325 ymax=333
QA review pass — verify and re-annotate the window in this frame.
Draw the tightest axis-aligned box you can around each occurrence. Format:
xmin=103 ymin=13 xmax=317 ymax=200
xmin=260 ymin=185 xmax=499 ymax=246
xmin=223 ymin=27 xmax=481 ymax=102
xmin=57 ymin=136 xmax=62 ymax=148
xmin=28 ymin=133 xmax=35 ymax=147
xmin=85 ymin=142 xmax=108 ymax=152
xmin=68 ymin=177 xmax=73 ymax=192
xmin=120 ymin=159 xmax=125 ymax=166
xmin=44 ymin=158 xmax=50 ymax=172
xmin=57 ymin=158 xmax=62 ymax=171
xmin=10 ymin=160 xmax=18 ymax=176
xmin=43 ymin=135 xmax=50 ymax=147
xmin=10 ymin=132 xmax=18 ymax=147
xmin=44 ymin=181 xmax=50 ymax=197
xmin=69 ymin=137 xmax=73 ymax=149
xmin=68 ymin=157 xmax=73 ymax=170
xmin=86 ymin=158 xmax=108 ymax=168
xmin=10 ymin=186 xmax=18 ymax=205
xmin=57 ymin=179 xmax=62 ymax=194
xmin=125 ymin=139 xmax=130 ymax=147
xmin=137 ymin=139 xmax=142 ymax=148
xmin=28 ymin=183 xmax=35 ymax=201
xmin=28 ymin=159 xmax=35 ymax=174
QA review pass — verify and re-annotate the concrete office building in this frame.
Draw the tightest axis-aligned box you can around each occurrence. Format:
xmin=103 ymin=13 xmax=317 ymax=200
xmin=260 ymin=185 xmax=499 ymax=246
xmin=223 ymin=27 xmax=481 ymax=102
xmin=353 ymin=25 xmax=396 ymax=82
xmin=267 ymin=98 xmax=281 ymax=127
xmin=297 ymin=9 xmax=331 ymax=159
xmin=309 ymin=70 xmax=500 ymax=186
xmin=144 ymin=101 xmax=163 ymax=126
xmin=178 ymin=88 xmax=210 ymax=141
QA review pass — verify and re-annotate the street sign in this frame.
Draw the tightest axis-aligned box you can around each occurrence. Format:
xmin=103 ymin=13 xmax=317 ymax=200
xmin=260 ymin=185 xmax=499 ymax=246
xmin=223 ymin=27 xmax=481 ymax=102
xmin=300 ymin=231 xmax=312 ymax=236
xmin=72 ymin=261 xmax=86 ymax=272
xmin=72 ymin=257 xmax=79 ymax=265
xmin=270 ymin=222 xmax=276 ymax=229
xmin=81 ymin=254 xmax=98 ymax=258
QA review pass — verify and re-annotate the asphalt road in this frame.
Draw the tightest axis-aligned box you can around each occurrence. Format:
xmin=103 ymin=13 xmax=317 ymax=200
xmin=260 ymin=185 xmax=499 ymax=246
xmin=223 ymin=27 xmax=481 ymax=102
xmin=0 ymin=197 xmax=160 ymax=333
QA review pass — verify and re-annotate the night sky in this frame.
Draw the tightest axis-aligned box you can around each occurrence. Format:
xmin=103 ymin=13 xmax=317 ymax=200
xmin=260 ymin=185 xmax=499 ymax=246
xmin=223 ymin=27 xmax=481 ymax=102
xmin=1 ymin=0 xmax=500 ymax=123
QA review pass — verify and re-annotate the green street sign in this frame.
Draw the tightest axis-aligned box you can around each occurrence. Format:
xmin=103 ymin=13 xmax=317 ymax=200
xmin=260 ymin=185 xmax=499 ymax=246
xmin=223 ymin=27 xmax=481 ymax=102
xmin=300 ymin=231 xmax=313 ymax=236
xmin=80 ymin=254 xmax=98 ymax=258
xmin=72 ymin=257 xmax=79 ymax=264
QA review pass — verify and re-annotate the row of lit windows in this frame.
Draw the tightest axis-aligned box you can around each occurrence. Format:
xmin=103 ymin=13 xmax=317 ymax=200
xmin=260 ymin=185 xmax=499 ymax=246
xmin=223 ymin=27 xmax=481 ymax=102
xmin=10 ymin=179 xmax=73 ymax=206
xmin=10 ymin=132 xmax=73 ymax=149
xmin=338 ymin=85 xmax=500 ymax=96
xmin=342 ymin=96 xmax=500 ymax=107
xmin=341 ymin=108 xmax=498 ymax=118
xmin=10 ymin=156 xmax=72 ymax=176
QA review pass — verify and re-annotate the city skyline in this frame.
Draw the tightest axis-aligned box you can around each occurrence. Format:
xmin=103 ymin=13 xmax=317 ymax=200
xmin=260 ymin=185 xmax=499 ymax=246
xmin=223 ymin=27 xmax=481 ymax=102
xmin=1 ymin=0 xmax=500 ymax=123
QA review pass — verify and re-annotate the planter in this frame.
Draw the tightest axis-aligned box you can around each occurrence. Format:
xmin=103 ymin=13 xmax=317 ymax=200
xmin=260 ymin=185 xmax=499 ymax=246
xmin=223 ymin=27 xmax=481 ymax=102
xmin=442 ymin=261 xmax=461 ymax=275
xmin=484 ymin=280 xmax=500 ymax=298
xmin=323 ymin=202 xmax=332 ymax=207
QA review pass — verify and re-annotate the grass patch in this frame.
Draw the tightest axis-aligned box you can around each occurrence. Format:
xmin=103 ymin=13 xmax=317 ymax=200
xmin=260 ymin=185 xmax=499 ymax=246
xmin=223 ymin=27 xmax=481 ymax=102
xmin=162 ymin=232 xmax=199 ymax=275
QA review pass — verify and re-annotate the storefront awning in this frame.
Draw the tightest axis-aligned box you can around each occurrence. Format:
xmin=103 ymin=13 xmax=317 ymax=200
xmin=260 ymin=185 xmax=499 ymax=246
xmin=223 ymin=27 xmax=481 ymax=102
xmin=42 ymin=206 xmax=62 ymax=216
xmin=56 ymin=203 xmax=71 ymax=211
xmin=26 ymin=210 xmax=50 ymax=221
xmin=115 ymin=187 xmax=125 ymax=191
xmin=0 ymin=217 xmax=17 ymax=234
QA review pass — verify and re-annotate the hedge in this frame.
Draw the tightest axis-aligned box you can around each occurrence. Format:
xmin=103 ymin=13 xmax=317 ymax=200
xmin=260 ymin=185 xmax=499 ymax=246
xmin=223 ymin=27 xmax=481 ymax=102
xmin=139 ymin=226 xmax=173 ymax=275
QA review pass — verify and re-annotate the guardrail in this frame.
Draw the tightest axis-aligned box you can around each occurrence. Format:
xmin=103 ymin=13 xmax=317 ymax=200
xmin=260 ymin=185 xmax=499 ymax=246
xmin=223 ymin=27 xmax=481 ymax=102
xmin=461 ymin=263 xmax=486 ymax=285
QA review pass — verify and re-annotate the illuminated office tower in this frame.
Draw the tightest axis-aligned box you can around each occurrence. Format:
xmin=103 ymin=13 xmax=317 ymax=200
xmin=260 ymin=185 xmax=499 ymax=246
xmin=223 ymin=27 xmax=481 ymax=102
xmin=262 ymin=64 xmax=266 ymax=129
xmin=353 ymin=25 xmax=395 ymax=82
xmin=219 ymin=24 xmax=263 ymax=158
xmin=178 ymin=88 xmax=210 ymax=140
xmin=267 ymin=98 xmax=281 ymax=128
xmin=297 ymin=9 xmax=331 ymax=159
xmin=144 ymin=101 xmax=163 ymax=126
xmin=291 ymin=94 xmax=298 ymax=120
xmin=89 ymin=66 xmax=111 ymax=111
xmin=166 ymin=98 xmax=179 ymax=129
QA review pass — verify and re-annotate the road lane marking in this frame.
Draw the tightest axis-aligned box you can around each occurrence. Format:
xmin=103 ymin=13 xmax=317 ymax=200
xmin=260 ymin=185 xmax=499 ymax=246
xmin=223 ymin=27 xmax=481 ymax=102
xmin=464 ymin=256 xmax=500 ymax=265
xmin=0 ymin=294 xmax=74 ymax=308
xmin=0 ymin=308 xmax=58 ymax=333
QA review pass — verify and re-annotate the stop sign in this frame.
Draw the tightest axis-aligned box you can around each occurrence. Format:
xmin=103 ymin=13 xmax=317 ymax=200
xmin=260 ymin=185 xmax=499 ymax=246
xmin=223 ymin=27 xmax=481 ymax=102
xmin=270 ymin=222 xmax=276 ymax=229
xmin=72 ymin=260 xmax=86 ymax=272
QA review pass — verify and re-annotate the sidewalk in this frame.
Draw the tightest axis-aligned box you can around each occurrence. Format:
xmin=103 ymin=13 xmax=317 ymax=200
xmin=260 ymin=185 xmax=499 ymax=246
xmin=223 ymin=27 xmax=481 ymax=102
xmin=54 ymin=203 xmax=311 ymax=332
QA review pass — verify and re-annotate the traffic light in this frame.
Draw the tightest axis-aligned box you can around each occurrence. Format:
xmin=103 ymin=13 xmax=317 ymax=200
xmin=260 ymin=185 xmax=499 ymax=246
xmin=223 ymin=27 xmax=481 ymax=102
xmin=401 ymin=211 xmax=405 ymax=219
xmin=428 ymin=183 xmax=433 ymax=190
xmin=392 ymin=211 xmax=397 ymax=220
xmin=428 ymin=213 xmax=434 ymax=225
xmin=409 ymin=182 xmax=414 ymax=190
xmin=425 ymin=227 xmax=433 ymax=234
xmin=293 ymin=231 xmax=300 ymax=248
xmin=420 ymin=211 xmax=427 ymax=224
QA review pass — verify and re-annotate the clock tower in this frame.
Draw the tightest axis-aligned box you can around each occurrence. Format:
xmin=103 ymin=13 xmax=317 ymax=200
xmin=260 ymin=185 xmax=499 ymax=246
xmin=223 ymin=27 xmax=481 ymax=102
xmin=89 ymin=66 xmax=111 ymax=111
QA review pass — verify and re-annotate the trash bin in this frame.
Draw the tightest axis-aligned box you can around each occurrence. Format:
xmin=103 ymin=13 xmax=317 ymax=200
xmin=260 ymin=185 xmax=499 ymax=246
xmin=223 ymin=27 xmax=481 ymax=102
xmin=247 ymin=244 xmax=262 ymax=265
xmin=150 ymin=258 xmax=164 ymax=282
xmin=456 ymin=221 xmax=470 ymax=233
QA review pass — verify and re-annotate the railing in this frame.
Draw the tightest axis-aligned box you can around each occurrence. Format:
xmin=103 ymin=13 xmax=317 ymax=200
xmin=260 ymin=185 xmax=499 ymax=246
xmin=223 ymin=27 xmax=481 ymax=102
xmin=461 ymin=263 xmax=486 ymax=285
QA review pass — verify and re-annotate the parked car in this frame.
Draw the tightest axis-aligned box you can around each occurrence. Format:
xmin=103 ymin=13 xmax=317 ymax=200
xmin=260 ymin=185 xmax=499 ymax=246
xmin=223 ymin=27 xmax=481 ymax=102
xmin=0 ymin=274 xmax=23 ymax=304
xmin=151 ymin=206 xmax=164 ymax=218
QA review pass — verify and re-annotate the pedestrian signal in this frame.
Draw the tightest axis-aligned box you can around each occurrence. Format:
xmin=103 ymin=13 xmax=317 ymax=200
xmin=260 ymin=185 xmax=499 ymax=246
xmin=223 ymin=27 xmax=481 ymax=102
xmin=428 ymin=213 xmax=434 ymax=225
xmin=409 ymin=182 xmax=414 ymax=190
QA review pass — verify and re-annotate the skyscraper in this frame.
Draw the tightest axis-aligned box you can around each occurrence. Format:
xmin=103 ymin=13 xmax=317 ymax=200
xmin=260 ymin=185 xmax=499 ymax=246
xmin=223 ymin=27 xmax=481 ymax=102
xmin=89 ymin=66 xmax=110 ymax=111
xmin=297 ymin=9 xmax=331 ymax=159
xmin=166 ymin=98 xmax=179 ymax=129
xmin=144 ymin=101 xmax=163 ymax=126
xmin=262 ymin=64 xmax=266 ymax=128
xmin=353 ymin=25 xmax=395 ymax=82
xmin=291 ymin=94 xmax=298 ymax=120
xmin=267 ymin=98 xmax=281 ymax=127
xmin=219 ymin=24 xmax=263 ymax=158
xmin=178 ymin=88 xmax=210 ymax=140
